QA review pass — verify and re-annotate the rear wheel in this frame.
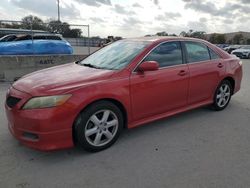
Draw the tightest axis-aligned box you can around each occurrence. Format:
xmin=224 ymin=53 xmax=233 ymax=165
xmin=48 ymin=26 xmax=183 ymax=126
xmin=211 ymin=80 xmax=232 ymax=111
xmin=74 ymin=101 xmax=123 ymax=152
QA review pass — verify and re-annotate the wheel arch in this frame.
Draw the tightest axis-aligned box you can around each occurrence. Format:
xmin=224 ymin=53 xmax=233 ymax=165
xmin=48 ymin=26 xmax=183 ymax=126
xmin=98 ymin=98 xmax=128 ymax=128
xmin=222 ymin=76 xmax=235 ymax=94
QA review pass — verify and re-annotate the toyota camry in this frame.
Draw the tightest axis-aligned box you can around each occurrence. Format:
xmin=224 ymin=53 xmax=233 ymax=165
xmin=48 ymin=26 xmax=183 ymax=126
xmin=5 ymin=37 xmax=242 ymax=152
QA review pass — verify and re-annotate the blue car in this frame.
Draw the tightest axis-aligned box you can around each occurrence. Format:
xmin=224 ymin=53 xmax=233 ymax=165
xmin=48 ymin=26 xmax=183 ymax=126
xmin=0 ymin=34 xmax=73 ymax=55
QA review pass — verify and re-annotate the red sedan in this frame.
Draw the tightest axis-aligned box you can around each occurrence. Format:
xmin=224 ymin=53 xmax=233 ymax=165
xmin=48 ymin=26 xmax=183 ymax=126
xmin=5 ymin=37 xmax=242 ymax=152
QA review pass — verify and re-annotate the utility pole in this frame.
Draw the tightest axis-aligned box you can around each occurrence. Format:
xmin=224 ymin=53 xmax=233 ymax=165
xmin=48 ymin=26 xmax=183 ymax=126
xmin=57 ymin=0 xmax=60 ymax=22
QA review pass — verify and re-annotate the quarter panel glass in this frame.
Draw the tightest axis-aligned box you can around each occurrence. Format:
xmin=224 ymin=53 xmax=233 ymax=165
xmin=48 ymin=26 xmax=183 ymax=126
xmin=209 ymin=48 xmax=221 ymax=60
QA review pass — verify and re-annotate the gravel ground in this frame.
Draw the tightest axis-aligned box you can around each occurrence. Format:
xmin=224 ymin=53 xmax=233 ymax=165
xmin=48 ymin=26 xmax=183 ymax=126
xmin=0 ymin=60 xmax=250 ymax=188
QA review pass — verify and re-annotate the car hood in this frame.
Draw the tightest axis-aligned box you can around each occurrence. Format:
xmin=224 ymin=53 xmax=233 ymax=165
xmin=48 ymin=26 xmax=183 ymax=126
xmin=12 ymin=63 xmax=116 ymax=96
xmin=232 ymin=48 xmax=250 ymax=53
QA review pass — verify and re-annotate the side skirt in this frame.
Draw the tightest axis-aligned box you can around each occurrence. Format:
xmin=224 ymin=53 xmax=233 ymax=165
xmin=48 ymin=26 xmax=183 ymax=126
xmin=128 ymin=99 xmax=213 ymax=129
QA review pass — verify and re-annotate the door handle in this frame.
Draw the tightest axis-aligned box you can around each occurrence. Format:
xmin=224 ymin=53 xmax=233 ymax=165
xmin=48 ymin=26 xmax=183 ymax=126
xmin=217 ymin=63 xmax=224 ymax=68
xmin=178 ymin=70 xmax=187 ymax=76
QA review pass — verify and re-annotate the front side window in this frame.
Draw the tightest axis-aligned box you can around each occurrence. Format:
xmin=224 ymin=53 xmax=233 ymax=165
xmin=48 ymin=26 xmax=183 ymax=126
xmin=185 ymin=42 xmax=210 ymax=63
xmin=143 ymin=41 xmax=183 ymax=68
xmin=14 ymin=35 xmax=32 ymax=41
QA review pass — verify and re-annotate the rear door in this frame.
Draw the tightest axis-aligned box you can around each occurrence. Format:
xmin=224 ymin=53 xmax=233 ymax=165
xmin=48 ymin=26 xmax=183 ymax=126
xmin=183 ymin=41 xmax=225 ymax=105
xmin=130 ymin=41 xmax=189 ymax=121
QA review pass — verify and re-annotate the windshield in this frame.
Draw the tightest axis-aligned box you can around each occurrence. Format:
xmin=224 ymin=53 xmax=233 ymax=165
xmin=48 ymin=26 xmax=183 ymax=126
xmin=80 ymin=40 xmax=149 ymax=70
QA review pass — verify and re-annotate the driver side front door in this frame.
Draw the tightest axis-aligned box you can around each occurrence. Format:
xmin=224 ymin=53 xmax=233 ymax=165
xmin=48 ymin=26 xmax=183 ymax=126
xmin=130 ymin=41 xmax=189 ymax=123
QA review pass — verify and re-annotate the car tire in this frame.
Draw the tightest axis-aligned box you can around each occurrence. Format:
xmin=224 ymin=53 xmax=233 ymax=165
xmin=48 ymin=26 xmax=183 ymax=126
xmin=211 ymin=80 xmax=232 ymax=111
xmin=74 ymin=101 xmax=124 ymax=152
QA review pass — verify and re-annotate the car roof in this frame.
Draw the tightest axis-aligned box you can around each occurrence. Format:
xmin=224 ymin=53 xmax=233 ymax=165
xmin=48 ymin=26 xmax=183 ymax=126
xmin=33 ymin=33 xmax=62 ymax=37
xmin=123 ymin=36 xmax=231 ymax=59
xmin=124 ymin=36 xmax=208 ymax=43
xmin=3 ymin=33 xmax=62 ymax=37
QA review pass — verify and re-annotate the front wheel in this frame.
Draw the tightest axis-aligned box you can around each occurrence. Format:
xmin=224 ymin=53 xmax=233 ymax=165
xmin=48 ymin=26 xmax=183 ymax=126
xmin=74 ymin=101 xmax=124 ymax=152
xmin=211 ymin=80 xmax=232 ymax=111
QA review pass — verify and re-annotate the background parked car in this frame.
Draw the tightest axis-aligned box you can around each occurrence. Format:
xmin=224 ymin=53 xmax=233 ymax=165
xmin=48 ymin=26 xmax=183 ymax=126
xmin=0 ymin=34 xmax=73 ymax=55
xmin=216 ymin=44 xmax=229 ymax=49
xmin=0 ymin=34 xmax=18 ymax=42
xmin=223 ymin=45 xmax=241 ymax=54
xmin=0 ymin=33 xmax=65 ymax=42
xmin=231 ymin=45 xmax=250 ymax=59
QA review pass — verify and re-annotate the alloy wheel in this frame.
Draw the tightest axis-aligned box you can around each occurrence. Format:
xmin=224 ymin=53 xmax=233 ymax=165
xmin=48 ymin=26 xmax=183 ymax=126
xmin=84 ymin=110 xmax=119 ymax=147
xmin=216 ymin=84 xmax=231 ymax=108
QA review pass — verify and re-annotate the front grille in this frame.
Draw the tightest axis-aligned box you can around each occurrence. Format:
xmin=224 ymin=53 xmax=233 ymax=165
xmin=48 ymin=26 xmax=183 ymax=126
xmin=6 ymin=96 xmax=21 ymax=108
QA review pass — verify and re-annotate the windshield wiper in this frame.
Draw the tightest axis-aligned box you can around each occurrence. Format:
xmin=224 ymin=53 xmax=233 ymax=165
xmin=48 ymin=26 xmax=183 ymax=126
xmin=82 ymin=63 xmax=102 ymax=69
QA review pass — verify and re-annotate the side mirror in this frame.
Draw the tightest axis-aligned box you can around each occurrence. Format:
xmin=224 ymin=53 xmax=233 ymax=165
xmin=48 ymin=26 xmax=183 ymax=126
xmin=137 ymin=61 xmax=159 ymax=72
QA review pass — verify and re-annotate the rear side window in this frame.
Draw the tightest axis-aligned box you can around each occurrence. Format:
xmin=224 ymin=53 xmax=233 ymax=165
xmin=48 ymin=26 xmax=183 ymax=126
xmin=33 ymin=35 xmax=61 ymax=40
xmin=46 ymin=36 xmax=62 ymax=40
xmin=209 ymin=48 xmax=220 ymax=59
xmin=33 ymin=36 xmax=46 ymax=40
xmin=143 ymin=41 xmax=183 ymax=68
xmin=185 ymin=42 xmax=210 ymax=63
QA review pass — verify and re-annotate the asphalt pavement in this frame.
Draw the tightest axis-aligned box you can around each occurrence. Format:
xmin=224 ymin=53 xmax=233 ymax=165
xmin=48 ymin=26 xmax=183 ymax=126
xmin=0 ymin=60 xmax=250 ymax=188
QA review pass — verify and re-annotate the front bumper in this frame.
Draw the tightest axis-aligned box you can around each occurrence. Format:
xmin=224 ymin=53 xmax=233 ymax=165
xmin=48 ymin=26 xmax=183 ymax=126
xmin=5 ymin=87 xmax=75 ymax=151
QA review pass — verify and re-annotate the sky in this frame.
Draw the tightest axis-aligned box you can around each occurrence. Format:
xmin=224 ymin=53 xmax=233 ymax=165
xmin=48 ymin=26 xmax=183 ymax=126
xmin=0 ymin=0 xmax=250 ymax=37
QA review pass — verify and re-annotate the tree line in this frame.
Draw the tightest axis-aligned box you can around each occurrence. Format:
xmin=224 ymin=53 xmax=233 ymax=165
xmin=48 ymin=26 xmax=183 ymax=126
xmin=148 ymin=29 xmax=250 ymax=45
xmin=1 ymin=15 xmax=250 ymax=44
xmin=0 ymin=15 xmax=82 ymax=38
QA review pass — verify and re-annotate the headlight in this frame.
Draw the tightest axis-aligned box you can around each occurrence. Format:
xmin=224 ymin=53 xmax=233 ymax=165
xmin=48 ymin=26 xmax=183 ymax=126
xmin=22 ymin=94 xmax=72 ymax=110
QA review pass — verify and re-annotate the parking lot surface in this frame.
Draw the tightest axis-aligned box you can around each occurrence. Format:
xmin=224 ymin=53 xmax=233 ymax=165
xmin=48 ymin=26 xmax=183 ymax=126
xmin=0 ymin=60 xmax=250 ymax=188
